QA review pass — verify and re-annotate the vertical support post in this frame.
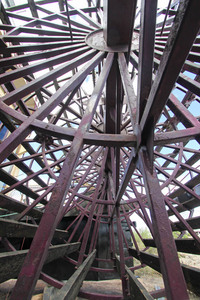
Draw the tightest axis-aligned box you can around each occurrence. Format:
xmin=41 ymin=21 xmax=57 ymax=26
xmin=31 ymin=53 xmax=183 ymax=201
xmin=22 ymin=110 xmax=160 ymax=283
xmin=28 ymin=0 xmax=39 ymax=18
xmin=103 ymin=0 xmax=137 ymax=47
xmin=138 ymin=148 xmax=188 ymax=300
xmin=78 ymin=148 xmax=108 ymax=265
xmin=137 ymin=0 xmax=157 ymax=168
xmin=105 ymin=57 xmax=117 ymax=193
xmin=137 ymin=0 xmax=157 ymax=123
xmin=105 ymin=57 xmax=117 ymax=134
xmin=116 ymin=206 xmax=129 ymax=299
xmin=0 ymin=2 xmax=11 ymax=24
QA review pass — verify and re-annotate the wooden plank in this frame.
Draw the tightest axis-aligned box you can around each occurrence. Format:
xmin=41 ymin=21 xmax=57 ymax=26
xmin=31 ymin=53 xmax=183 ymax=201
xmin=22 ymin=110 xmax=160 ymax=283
xmin=115 ymin=255 xmax=153 ymax=300
xmin=169 ymin=174 xmax=200 ymax=200
xmin=177 ymin=73 xmax=200 ymax=97
xmin=0 ymin=193 xmax=42 ymax=218
xmin=143 ymin=238 xmax=200 ymax=255
xmin=168 ymin=197 xmax=200 ymax=216
xmin=115 ymin=254 xmax=121 ymax=275
xmin=0 ymin=169 xmax=40 ymax=200
xmin=0 ymin=218 xmax=68 ymax=239
xmin=172 ymin=216 xmax=200 ymax=231
xmin=150 ymin=289 xmax=166 ymax=299
xmin=127 ymin=268 xmax=154 ymax=300
xmin=129 ymin=248 xmax=200 ymax=296
xmin=0 ymin=242 xmax=80 ymax=284
xmin=44 ymin=250 xmax=96 ymax=300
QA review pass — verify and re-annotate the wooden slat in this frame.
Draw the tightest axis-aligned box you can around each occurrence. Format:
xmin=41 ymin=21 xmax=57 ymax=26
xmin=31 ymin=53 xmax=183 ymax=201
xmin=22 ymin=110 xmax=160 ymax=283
xmin=0 ymin=218 xmax=68 ymax=239
xmin=115 ymin=255 xmax=153 ymax=300
xmin=44 ymin=250 xmax=96 ymax=300
xmin=129 ymin=248 xmax=200 ymax=296
xmin=172 ymin=216 xmax=200 ymax=231
xmin=168 ymin=198 xmax=200 ymax=217
xmin=0 ymin=193 xmax=42 ymax=218
xmin=143 ymin=238 xmax=200 ymax=255
xmin=0 ymin=169 xmax=40 ymax=200
xmin=0 ymin=242 xmax=80 ymax=284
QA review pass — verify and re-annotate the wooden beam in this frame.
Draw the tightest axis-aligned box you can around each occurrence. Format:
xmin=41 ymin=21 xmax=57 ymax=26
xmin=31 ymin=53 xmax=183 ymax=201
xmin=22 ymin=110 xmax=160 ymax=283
xmin=118 ymin=53 xmax=137 ymax=131
xmin=129 ymin=248 xmax=200 ymax=296
xmin=0 ymin=218 xmax=68 ymax=239
xmin=143 ymin=238 xmax=200 ymax=255
xmin=0 ymin=169 xmax=40 ymax=200
xmin=28 ymin=0 xmax=39 ymax=18
xmin=105 ymin=57 xmax=117 ymax=134
xmin=172 ymin=216 xmax=200 ymax=231
xmin=127 ymin=267 xmax=154 ymax=300
xmin=103 ymin=0 xmax=137 ymax=46
xmin=0 ymin=2 xmax=11 ymax=25
xmin=168 ymin=198 xmax=200 ymax=216
xmin=167 ymin=94 xmax=200 ymax=128
xmin=115 ymin=255 xmax=154 ymax=300
xmin=168 ymin=174 xmax=200 ymax=206
xmin=9 ymin=52 xmax=107 ymax=300
xmin=0 ymin=242 xmax=80 ymax=284
xmin=137 ymin=0 xmax=157 ymax=122
xmin=44 ymin=250 xmax=96 ymax=300
xmin=154 ymin=126 xmax=200 ymax=146
xmin=112 ymin=149 xmax=137 ymax=217
xmin=140 ymin=0 xmax=200 ymax=142
xmin=177 ymin=73 xmax=200 ymax=97
xmin=0 ymin=193 xmax=42 ymax=219
xmin=68 ymin=3 xmax=100 ymax=29
xmin=138 ymin=148 xmax=188 ymax=299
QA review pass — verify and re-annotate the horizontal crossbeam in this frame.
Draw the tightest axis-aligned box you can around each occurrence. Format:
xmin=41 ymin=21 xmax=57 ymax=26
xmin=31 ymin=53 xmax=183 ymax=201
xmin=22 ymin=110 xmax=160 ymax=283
xmin=0 ymin=243 xmax=80 ymax=284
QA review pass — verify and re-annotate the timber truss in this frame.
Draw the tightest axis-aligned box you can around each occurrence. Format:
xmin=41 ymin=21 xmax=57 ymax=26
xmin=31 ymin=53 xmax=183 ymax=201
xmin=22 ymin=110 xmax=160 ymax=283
xmin=0 ymin=0 xmax=200 ymax=299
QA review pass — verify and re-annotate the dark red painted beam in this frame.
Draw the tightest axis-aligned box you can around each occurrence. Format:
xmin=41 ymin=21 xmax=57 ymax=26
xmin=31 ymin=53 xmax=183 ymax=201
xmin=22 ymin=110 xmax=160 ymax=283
xmin=103 ymin=0 xmax=137 ymax=47
xmin=143 ymin=238 xmax=200 ymax=255
xmin=129 ymin=248 xmax=200 ymax=296
xmin=138 ymin=148 xmax=188 ymax=299
xmin=10 ymin=53 xmax=113 ymax=300
xmin=140 ymin=0 xmax=200 ymax=142
xmin=137 ymin=0 xmax=157 ymax=122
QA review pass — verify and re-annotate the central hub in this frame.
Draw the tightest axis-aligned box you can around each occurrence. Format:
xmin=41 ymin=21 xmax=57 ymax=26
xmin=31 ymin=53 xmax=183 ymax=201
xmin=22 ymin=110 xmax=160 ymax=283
xmin=85 ymin=29 xmax=139 ymax=53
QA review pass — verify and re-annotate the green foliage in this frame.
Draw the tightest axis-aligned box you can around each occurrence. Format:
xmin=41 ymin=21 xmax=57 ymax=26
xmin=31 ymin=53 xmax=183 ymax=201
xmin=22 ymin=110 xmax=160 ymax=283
xmin=134 ymin=228 xmax=151 ymax=247
xmin=132 ymin=228 xmax=160 ymax=277
xmin=172 ymin=231 xmax=191 ymax=239
xmin=134 ymin=228 xmax=156 ymax=253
